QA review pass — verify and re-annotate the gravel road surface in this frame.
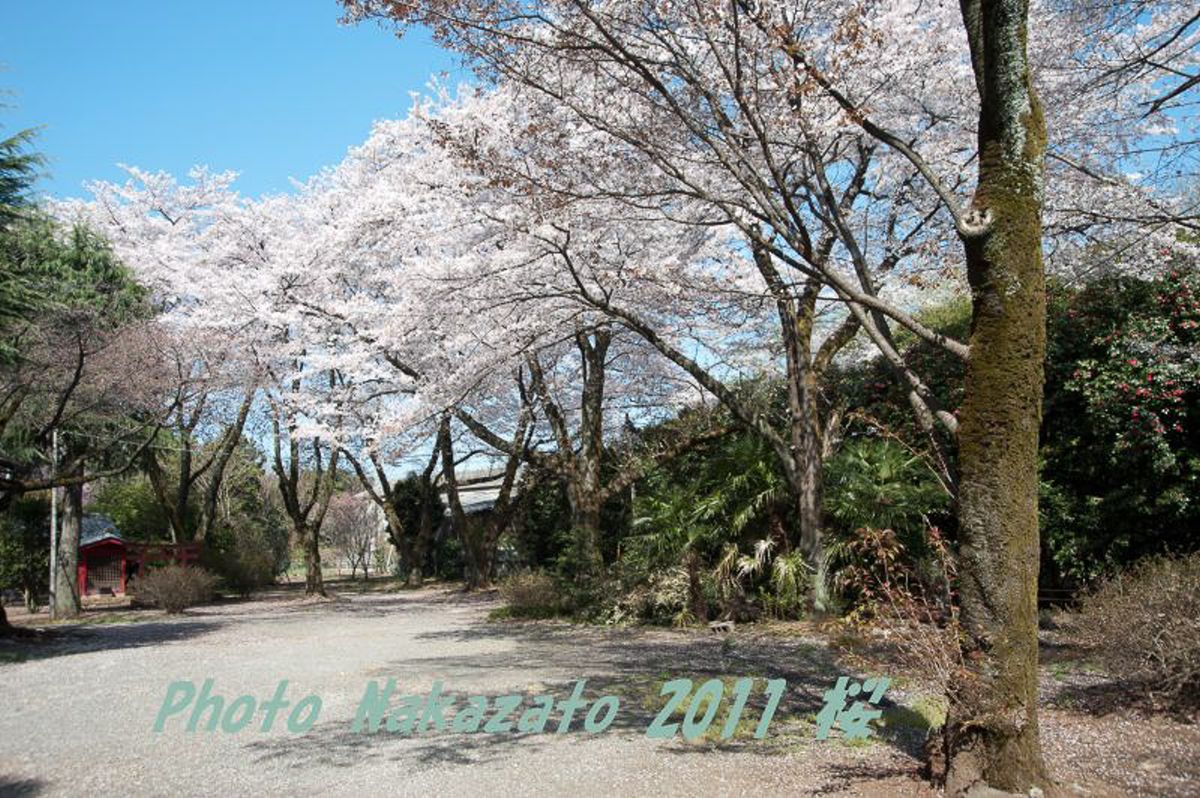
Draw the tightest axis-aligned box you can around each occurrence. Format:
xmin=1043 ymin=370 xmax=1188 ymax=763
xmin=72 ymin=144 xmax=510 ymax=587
xmin=10 ymin=585 xmax=1199 ymax=796
xmin=0 ymin=586 xmax=931 ymax=797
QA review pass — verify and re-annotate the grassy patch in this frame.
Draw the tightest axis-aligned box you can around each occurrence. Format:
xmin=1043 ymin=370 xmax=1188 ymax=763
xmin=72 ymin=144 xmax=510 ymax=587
xmin=879 ymin=694 xmax=948 ymax=734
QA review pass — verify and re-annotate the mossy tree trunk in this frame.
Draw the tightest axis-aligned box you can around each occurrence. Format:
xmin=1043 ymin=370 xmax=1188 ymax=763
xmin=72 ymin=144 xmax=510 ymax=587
xmin=945 ymin=0 xmax=1050 ymax=793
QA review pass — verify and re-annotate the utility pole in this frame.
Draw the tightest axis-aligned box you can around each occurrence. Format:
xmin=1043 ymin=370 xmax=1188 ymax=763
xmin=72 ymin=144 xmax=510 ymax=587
xmin=48 ymin=428 xmax=58 ymax=617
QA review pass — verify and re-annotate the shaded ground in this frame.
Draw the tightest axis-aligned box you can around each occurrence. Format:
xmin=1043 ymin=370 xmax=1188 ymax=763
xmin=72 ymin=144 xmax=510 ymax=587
xmin=0 ymin=583 xmax=1196 ymax=796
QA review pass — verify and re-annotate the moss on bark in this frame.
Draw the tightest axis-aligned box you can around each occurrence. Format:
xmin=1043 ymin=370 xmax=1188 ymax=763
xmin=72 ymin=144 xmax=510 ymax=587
xmin=945 ymin=0 xmax=1051 ymax=793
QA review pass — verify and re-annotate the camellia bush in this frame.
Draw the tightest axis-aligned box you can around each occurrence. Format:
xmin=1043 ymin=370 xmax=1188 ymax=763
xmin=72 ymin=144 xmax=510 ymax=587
xmin=1041 ymin=265 xmax=1200 ymax=585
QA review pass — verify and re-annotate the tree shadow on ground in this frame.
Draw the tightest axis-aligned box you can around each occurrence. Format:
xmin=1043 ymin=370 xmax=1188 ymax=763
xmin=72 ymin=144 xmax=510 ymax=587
xmin=0 ymin=618 xmax=222 ymax=665
xmin=0 ymin=776 xmax=46 ymax=797
xmin=1046 ymin=675 xmax=1194 ymax=719
xmin=809 ymin=759 xmax=931 ymax=796
xmin=242 ymin=615 xmax=930 ymax=775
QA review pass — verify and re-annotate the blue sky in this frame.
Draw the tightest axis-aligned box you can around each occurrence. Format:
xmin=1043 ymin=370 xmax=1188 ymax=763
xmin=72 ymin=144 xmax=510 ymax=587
xmin=1 ymin=0 xmax=460 ymax=199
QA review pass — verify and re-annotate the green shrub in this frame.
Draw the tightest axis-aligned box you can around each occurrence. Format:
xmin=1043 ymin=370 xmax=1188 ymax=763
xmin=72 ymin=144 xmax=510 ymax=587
xmin=1071 ymin=552 xmax=1200 ymax=710
xmin=130 ymin=564 xmax=217 ymax=613
xmin=595 ymin=567 xmax=692 ymax=626
xmin=217 ymin=540 xmax=276 ymax=597
xmin=497 ymin=569 xmax=561 ymax=618
xmin=0 ymin=495 xmax=49 ymax=611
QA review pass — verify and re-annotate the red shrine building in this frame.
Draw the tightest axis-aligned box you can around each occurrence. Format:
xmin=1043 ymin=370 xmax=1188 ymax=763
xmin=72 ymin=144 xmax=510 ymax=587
xmin=77 ymin=515 xmax=200 ymax=597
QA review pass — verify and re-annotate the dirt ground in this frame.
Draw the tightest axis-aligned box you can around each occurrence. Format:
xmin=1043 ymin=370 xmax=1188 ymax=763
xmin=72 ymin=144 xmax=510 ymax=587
xmin=1 ymin=582 xmax=1196 ymax=797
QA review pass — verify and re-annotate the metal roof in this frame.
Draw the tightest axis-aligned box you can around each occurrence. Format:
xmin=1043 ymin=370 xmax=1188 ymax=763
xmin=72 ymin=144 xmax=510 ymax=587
xmin=80 ymin=514 xmax=123 ymax=547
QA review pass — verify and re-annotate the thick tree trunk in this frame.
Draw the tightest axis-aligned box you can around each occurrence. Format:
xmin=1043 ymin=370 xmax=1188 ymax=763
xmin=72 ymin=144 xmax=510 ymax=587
xmin=944 ymin=1 xmax=1050 ymax=793
xmin=52 ymin=481 xmax=83 ymax=620
xmin=572 ymin=329 xmax=610 ymax=576
xmin=786 ymin=293 xmax=825 ymax=576
xmin=790 ymin=462 xmax=825 ymax=608
xmin=437 ymin=414 xmax=489 ymax=590
xmin=302 ymin=524 xmax=326 ymax=597
xmin=407 ymin=489 xmax=436 ymax=586
xmin=463 ymin=527 xmax=496 ymax=590
xmin=790 ymin=366 xmax=826 ymax=610
xmin=568 ymin=493 xmax=604 ymax=576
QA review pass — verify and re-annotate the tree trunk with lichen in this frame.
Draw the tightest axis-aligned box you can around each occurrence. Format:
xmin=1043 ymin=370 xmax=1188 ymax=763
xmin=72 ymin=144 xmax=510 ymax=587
xmin=944 ymin=0 xmax=1050 ymax=793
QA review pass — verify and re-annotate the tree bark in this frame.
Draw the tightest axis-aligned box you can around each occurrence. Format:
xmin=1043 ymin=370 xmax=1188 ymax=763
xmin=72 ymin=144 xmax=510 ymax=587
xmin=759 ymin=243 xmax=830 ymax=609
xmin=408 ymin=477 xmax=438 ymax=586
xmin=270 ymin=391 xmax=338 ymax=598
xmin=196 ymin=386 xmax=256 ymax=542
xmin=301 ymin=523 xmax=326 ymax=597
xmin=52 ymin=480 xmax=83 ymax=620
xmin=781 ymin=286 xmax=827 ymax=608
xmin=567 ymin=496 xmax=604 ymax=576
xmin=571 ymin=328 xmax=610 ymax=574
xmin=437 ymin=414 xmax=489 ymax=589
xmin=944 ymin=0 xmax=1050 ymax=792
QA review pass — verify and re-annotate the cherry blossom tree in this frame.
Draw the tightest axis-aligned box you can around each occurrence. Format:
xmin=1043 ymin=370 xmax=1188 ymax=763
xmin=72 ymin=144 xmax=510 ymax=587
xmin=270 ymin=93 xmax=731 ymax=580
xmin=340 ymin=0 xmax=1196 ymax=790
xmin=65 ymin=167 xmax=349 ymax=595
xmin=137 ymin=333 xmax=259 ymax=544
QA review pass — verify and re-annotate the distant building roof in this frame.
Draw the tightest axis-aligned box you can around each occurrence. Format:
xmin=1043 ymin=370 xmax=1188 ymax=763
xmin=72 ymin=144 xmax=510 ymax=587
xmin=438 ymin=464 xmax=523 ymax=512
xmin=80 ymin=514 xmax=123 ymax=547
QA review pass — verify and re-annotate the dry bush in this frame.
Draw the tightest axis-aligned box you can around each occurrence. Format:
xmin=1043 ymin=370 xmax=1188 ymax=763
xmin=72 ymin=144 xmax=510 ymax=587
xmin=131 ymin=564 xmax=217 ymax=613
xmin=834 ymin=526 xmax=970 ymax=701
xmin=497 ymin=570 xmax=561 ymax=618
xmin=1071 ymin=552 xmax=1200 ymax=710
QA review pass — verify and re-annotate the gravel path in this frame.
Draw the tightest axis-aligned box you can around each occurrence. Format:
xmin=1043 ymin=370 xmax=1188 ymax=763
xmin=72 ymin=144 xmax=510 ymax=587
xmin=1 ymin=586 xmax=930 ymax=797
xmin=3 ymin=585 xmax=1196 ymax=797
